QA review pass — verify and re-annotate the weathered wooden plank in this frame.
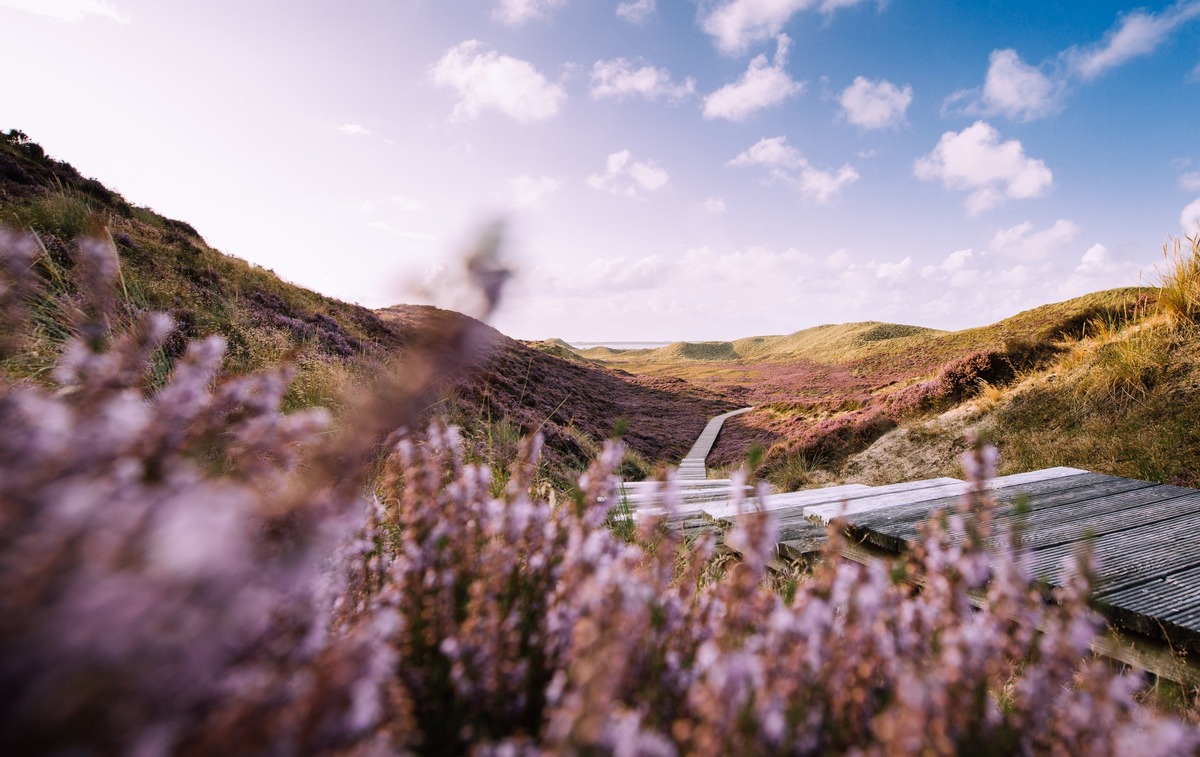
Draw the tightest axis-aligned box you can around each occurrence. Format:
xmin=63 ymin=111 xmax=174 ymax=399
xmin=849 ymin=473 xmax=1128 ymax=552
xmin=883 ymin=483 xmax=1194 ymax=548
xmin=1024 ymin=515 xmax=1200 ymax=597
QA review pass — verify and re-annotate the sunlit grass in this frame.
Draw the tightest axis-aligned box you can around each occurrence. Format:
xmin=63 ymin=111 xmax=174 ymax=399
xmin=1155 ymin=231 xmax=1200 ymax=327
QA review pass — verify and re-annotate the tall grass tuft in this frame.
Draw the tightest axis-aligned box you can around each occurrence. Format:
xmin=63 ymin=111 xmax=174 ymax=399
xmin=1156 ymin=231 xmax=1200 ymax=327
xmin=1075 ymin=313 xmax=1169 ymax=403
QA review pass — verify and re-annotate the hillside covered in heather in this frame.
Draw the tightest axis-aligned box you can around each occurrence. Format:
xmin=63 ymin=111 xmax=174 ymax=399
xmin=0 ymin=130 xmax=731 ymax=486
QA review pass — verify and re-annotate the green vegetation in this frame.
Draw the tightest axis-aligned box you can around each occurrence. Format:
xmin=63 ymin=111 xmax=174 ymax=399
xmin=988 ymin=232 xmax=1200 ymax=485
xmin=0 ymin=132 xmax=730 ymax=493
xmin=572 ymin=235 xmax=1194 ymax=491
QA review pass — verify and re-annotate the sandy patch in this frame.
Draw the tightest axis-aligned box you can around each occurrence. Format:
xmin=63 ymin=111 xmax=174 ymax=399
xmin=836 ymin=402 xmax=996 ymax=486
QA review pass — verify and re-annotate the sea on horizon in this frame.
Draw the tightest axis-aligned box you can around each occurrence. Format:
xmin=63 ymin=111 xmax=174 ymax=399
xmin=568 ymin=341 xmax=673 ymax=351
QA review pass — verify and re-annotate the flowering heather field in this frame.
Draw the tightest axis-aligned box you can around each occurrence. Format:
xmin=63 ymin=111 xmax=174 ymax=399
xmin=1 ymin=229 xmax=1196 ymax=754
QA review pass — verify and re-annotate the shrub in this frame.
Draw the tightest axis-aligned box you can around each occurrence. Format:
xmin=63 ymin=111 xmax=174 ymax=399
xmin=0 ymin=229 xmax=1195 ymax=754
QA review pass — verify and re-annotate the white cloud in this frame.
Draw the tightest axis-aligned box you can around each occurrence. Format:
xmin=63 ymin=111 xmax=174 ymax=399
xmin=590 ymin=59 xmax=695 ymax=102
xmin=876 ymin=257 xmax=912 ymax=280
xmin=699 ymin=0 xmax=868 ymax=55
xmin=1183 ymin=198 xmax=1200 ymax=232
xmin=0 ymin=0 xmax=129 ymax=23
xmin=508 ymin=175 xmax=562 ymax=208
xmin=944 ymin=49 xmax=1062 ymax=122
xmin=990 ymin=219 xmax=1080 ymax=262
xmin=587 ymin=150 xmax=669 ymax=197
xmin=796 ymin=165 xmax=860 ymax=203
xmin=335 ymin=123 xmax=373 ymax=136
xmin=838 ymin=76 xmax=912 ymax=129
xmin=430 ymin=41 xmax=566 ymax=123
xmin=1068 ymin=2 xmax=1200 ymax=80
xmin=616 ymin=0 xmax=655 ymax=23
xmin=1180 ymin=172 xmax=1200 ymax=192
xmin=981 ymin=49 xmax=1061 ymax=121
xmin=492 ymin=0 xmax=566 ymax=26
xmin=825 ymin=249 xmax=850 ymax=270
xmin=728 ymin=135 xmax=804 ymax=169
xmin=704 ymin=196 xmax=727 ymax=213
xmin=921 ymin=249 xmax=974 ymax=276
xmin=729 ymin=136 xmax=858 ymax=203
xmin=391 ymin=195 xmax=425 ymax=212
xmin=702 ymin=35 xmax=804 ymax=121
xmin=1076 ymin=243 xmax=1111 ymax=274
xmin=1056 ymin=242 xmax=1145 ymax=300
xmin=913 ymin=121 xmax=1053 ymax=214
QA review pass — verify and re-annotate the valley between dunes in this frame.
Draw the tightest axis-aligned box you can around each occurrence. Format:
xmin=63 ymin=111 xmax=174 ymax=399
xmin=4 ymin=129 xmax=1200 ymax=493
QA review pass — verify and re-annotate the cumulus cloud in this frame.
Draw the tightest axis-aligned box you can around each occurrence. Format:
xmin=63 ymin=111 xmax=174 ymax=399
xmin=729 ymin=136 xmax=858 ymax=203
xmin=616 ymin=0 xmax=655 ymax=23
xmin=990 ymin=219 xmax=1080 ymax=262
xmin=0 ymin=0 xmax=129 ymax=23
xmin=430 ymin=41 xmax=566 ymax=123
xmin=944 ymin=49 xmax=1063 ymax=122
xmin=590 ymin=59 xmax=695 ymax=102
xmin=335 ymin=123 xmax=373 ymax=136
xmin=1183 ymin=198 xmax=1200 ymax=232
xmin=508 ymin=175 xmax=562 ymax=208
xmin=699 ymin=0 xmax=868 ymax=55
xmin=945 ymin=4 xmax=1200 ymax=124
xmin=702 ymin=35 xmax=804 ymax=121
xmin=728 ymin=135 xmax=804 ymax=169
xmin=492 ymin=0 xmax=566 ymax=26
xmin=587 ymin=150 xmax=669 ymax=197
xmin=876 ymin=257 xmax=912 ymax=281
xmin=1068 ymin=2 xmax=1200 ymax=80
xmin=1076 ymin=243 xmax=1111 ymax=274
xmin=913 ymin=121 xmax=1053 ymax=214
xmin=838 ymin=76 xmax=912 ymax=129
xmin=921 ymin=249 xmax=981 ymax=288
xmin=921 ymin=249 xmax=972 ymax=275
xmin=704 ymin=196 xmax=727 ymax=213
xmin=1180 ymin=172 xmax=1200 ymax=192
xmin=981 ymin=49 xmax=1062 ymax=120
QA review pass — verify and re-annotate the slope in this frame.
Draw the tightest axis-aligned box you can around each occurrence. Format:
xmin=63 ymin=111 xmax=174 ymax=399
xmin=0 ymin=130 xmax=732 ymax=485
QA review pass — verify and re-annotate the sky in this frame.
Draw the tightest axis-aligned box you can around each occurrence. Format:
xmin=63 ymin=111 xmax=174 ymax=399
xmin=2 ymin=0 xmax=1200 ymax=342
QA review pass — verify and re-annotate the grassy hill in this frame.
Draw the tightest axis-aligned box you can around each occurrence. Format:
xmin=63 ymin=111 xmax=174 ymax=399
xmin=577 ymin=279 xmax=1191 ymax=490
xmin=0 ymin=130 xmax=733 ymax=486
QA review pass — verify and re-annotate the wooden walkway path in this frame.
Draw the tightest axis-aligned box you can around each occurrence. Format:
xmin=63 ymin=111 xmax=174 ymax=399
xmin=621 ymin=410 xmax=1200 ymax=683
xmin=618 ymin=407 xmax=752 ymax=511
xmin=677 ymin=407 xmax=752 ymax=481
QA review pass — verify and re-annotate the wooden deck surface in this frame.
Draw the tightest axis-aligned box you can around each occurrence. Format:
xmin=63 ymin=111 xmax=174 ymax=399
xmin=623 ymin=409 xmax=1200 ymax=671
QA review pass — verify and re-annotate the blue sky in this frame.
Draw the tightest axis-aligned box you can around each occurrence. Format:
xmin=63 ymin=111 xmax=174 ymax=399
xmin=3 ymin=0 xmax=1200 ymax=341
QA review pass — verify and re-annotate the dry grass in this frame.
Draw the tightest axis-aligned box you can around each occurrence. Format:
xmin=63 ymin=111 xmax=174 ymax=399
xmin=1155 ymin=232 xmax=1200 ymax=327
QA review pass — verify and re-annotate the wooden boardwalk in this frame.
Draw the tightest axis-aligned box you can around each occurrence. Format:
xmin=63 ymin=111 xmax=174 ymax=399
xmin=622 ymin=410 xmax=1200 ymax=682
xmin=677 ymin=407 xmax=752 ymax=481
xmin=618 ymin=407 xmax=753 ymax=512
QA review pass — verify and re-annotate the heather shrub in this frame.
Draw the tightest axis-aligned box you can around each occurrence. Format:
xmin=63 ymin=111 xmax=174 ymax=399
xmin=0 ymin=228 xmax=1196 ymax=754
xmin=935 ymin=349 xmax=1011 ymax=401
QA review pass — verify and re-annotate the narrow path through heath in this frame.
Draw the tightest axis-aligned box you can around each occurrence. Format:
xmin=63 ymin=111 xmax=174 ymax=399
xmin=676 ymin=407 xmax=752 ymax=481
